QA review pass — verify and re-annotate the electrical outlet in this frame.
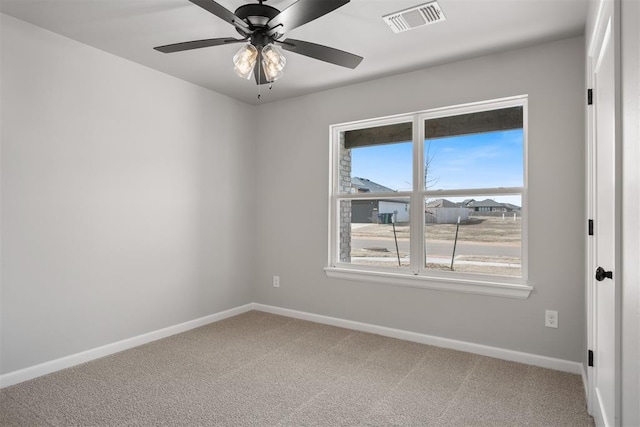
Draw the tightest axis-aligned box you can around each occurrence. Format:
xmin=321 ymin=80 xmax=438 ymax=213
xmin=545 ymin=310 xmax=558 ymax=328
xmin=273 ymin=276 xmax=280 ymax=288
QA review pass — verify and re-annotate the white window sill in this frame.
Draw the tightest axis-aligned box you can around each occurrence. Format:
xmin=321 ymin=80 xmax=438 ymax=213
xmin=324 ymin=267 xmax=533 ymax=299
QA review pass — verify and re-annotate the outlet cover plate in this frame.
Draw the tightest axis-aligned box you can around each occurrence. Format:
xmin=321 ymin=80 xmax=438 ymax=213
xmin=545 ymin=310 xmax=558 ymax=328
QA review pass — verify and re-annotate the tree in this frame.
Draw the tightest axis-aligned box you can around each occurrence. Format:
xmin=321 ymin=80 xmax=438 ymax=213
xmin=425 ymin=141 xmax=439 ymax=190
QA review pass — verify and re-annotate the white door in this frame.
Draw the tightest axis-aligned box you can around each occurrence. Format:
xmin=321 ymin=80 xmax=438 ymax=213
xmin=589 ymin=4 xmax=618 ymax=426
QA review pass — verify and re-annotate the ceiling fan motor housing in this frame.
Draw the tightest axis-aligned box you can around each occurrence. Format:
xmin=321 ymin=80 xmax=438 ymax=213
xmin=234 ymin=3 xmax=280 ymax=37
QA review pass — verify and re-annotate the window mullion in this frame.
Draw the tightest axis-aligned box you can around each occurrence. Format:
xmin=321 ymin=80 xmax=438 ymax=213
xmin=409 ymin=115 xmax=424 ymax=274
xmin=329 ymin=127 xmax=339 ymax=267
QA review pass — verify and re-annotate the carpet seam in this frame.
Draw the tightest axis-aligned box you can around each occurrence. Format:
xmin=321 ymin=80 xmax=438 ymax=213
xmin=360 ymin=347 xmax=432 ymax=424
xmin=434 ymin=354 xmax=481 ymax=424
xmin=275 ymin=330 xmax=384 ymax=426
xmin=190 ymin=312 xmax=304 ymax=386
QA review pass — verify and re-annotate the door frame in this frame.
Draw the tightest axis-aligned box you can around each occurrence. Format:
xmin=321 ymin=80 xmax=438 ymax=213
xmin=586 ymin=0 xmax=622 ymax=425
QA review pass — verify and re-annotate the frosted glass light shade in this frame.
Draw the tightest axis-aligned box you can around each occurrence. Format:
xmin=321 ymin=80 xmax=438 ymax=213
xmin=261 ymin=44 xmax=286 ymax=82
xmin=233 ymin=44 xmax=258 ymax=79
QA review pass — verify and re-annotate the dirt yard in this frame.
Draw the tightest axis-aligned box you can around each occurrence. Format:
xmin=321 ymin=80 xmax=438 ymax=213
xmin=352 ymin=217 xmax=521 ymax=244
xmin=348 ymin=217 xmax=522 ymax=277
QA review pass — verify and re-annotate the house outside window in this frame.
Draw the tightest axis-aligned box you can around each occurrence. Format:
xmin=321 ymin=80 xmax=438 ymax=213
xmin=326 ymin=96 xmax=531 ymax=298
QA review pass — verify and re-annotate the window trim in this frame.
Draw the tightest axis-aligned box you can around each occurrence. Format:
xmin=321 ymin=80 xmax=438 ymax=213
xmin=324 ymin=267 xmax=532 ymax=299
xmin=327 ymin=95 xmax=530 ymax=299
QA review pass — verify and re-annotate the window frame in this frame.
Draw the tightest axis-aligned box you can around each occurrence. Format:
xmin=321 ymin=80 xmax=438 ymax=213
xmin=326 ymin=95 xmax=532 ymax=299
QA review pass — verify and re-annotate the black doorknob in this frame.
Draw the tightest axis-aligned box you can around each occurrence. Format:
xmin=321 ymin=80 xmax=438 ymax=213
xmin=595 ymin=267 xmax=613 ymax=281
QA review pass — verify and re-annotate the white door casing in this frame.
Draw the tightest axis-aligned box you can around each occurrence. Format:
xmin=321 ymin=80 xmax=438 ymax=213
xmin=587 ymin=0 xmax=620 ymax=426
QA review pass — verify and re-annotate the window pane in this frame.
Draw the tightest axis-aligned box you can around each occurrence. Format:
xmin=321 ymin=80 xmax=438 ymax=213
xmin=339 ymin=198 xmax=410 ymax=268
xmin=424 ymin=196 xmax=521 ymax=277
xmin=339 ymin=127 xmax=413 ymax=194
xmin=424 ymin=129 xmax=523 ymax=190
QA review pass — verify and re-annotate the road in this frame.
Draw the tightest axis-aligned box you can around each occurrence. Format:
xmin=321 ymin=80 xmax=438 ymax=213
xmin=351 ymin=238 xmax=519 ymax=258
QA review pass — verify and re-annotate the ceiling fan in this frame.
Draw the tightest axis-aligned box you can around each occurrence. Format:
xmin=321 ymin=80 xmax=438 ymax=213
xmin=154 ymin=0 xmax=364 ymax=85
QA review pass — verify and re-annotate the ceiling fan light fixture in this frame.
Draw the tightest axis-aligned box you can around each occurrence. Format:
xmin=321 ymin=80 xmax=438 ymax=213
xmin=261 ymin=44 xmax=286 ymax=82
xmin=233 ymin=43 xmax=258 ymax=79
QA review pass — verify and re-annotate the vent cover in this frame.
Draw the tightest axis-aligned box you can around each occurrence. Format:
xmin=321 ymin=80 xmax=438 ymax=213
xmin=383 ymin=1 xmax=446 ymax=33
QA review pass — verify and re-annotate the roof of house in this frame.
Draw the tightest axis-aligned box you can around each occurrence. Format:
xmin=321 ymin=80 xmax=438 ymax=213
xmin=503 ymin=203 xmax=522 ymax=210
xmin=351 ymin=177 xmax=396 ymax=193
xmin=424 ymin=198 xmax=521 ymax=209
xmin=467 ymin=199 xmax=506 ymax=208
xmin=467 ymin=199 xmax=522 ymax=209
xmin=425 ymin=198 xmax=460 ymax=208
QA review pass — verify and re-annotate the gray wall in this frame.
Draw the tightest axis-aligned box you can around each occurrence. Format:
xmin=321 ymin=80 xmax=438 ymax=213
xmin=0 ymin=15 xmax=256 ymax=374
xmin=253 ymin=37 xmax=586 ymax=362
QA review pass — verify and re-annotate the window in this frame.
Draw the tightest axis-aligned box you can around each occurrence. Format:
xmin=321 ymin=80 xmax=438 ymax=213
xmin=327 ymin=96 xmax=531 ymax=298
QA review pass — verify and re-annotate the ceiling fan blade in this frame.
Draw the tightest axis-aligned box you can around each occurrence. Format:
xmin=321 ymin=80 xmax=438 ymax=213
xmin=279 ymin=38 xmax=363 ymax=69
xmin=267 ymin=0 xmax=349 ymax=33
xmin=154 ymin=37 xmax=246 ymax=53
xmin=188 ymin=0 xmax=250 ymax=33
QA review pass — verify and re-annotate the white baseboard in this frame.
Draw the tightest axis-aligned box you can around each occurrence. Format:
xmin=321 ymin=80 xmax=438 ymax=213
xmin=252 ymin=303 xmax=584 ymax=375
xmin=0 ymin=303 xmax=253 ymax=388
xmin=1 ymin=301 xmax=584 ymax=389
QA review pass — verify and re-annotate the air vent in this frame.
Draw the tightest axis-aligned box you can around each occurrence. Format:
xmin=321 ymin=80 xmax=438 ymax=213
xmin=383 ymin=1 xmax=446 ymax=34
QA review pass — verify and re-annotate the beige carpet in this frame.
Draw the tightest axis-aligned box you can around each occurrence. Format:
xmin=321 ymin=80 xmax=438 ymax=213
xmin=1 ymin=310 xmax=593 ymax=426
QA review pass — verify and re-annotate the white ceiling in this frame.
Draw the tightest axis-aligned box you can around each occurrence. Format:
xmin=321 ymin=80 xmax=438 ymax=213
xmin=1 ymin=0 xmax=588 ymax=105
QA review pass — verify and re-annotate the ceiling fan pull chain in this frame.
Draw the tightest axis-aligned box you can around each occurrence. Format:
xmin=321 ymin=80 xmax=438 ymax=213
xmin=257 ymin=54 xmax=262 ymax=100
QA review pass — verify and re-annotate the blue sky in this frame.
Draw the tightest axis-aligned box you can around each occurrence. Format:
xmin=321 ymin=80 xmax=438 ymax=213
xmin=351 ymin=129 xmax=523 ymax=204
